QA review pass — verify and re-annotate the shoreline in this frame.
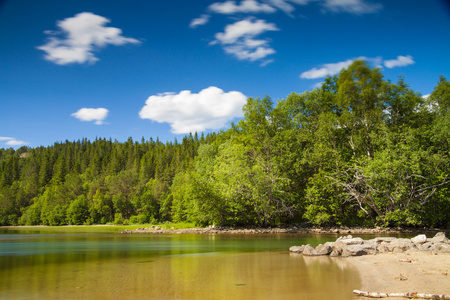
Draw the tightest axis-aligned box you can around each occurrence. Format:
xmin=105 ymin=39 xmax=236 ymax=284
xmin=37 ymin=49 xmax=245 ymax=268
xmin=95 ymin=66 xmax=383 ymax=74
xmin=121 ymin=225 xmax=450 ymax=235
xmin=2 ymin=224 xmax=450 ymax=235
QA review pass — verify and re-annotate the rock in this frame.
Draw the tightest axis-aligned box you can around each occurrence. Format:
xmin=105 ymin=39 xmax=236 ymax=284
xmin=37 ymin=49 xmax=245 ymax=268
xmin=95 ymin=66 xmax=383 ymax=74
xmin=430 ymin=232 xmax=449 ymax=244
xmin=341 ymin=244 xmax=376 ymax=257
xmin=418 ymin=242 xmax=434 ymax=251
xmin=316 ymin=243 xmax=333 ymax=255
xmin=329 ymin=249 xmax=341 ymax=257
xmin=411 ymin=234 xmax=427 ymax=245
xmin=386 ymin=238 xmax=416 ymax=252
xmin=369 ymin=237 xmax=396 ymax=244
xmin=302 ymin=244 xmax=319 ymax=256
xmin=339 ymin=237 xmax=364 ymax=245
xmin=288 ymin=232 xmax=450 ymax=257
xmin=377 ymin=244 xmax=390 ymax=253
xmin=432 ymin=243 xmax=450 ymax=254
xmin=289 ymin=246 xmax=304 ymax=253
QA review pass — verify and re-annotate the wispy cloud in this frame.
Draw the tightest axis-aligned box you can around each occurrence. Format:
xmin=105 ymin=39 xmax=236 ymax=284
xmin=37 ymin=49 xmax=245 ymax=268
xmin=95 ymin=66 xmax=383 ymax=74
xmin=71 ymin=108 xmax=109 ymax=125
xmin=209 ymin=0 xmax=277 ymax=14
xmin=38 ymin=12 xmax=140 ymax=65
xmin=300 ymin=58 xmax=359 ymax=79
xmin=321 ymin=0 xmax=382 ymax=14
xmin=191 ymin=0 xmax=383 ymax=64
xmin=384 ymin=55 xmax=415 ymax=69
xmin=190 ymin=14 xmax=211 ymax=28
xmin=211 ymin=18 xmax=279 ymax=61
xmin=207 ymin=0 xmax=381 ymax=16
xmin=0 ymin=137 xmax=29 ymax=147
xmin=139 ymin=87 xmax=247 ymax=134
xmin=300 ymin=55 xmax=412 ymax=79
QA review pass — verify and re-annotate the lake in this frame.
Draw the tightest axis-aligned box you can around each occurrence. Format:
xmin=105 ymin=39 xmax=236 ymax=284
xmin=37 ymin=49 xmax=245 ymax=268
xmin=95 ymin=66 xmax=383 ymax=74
xmin=0 ymin=231 xmax=362 ymax=299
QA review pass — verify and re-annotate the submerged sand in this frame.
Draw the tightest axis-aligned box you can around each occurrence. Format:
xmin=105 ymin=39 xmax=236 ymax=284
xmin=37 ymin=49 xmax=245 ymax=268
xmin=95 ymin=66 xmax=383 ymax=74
xmin=348 ymin=252 xmax=450 ymax=295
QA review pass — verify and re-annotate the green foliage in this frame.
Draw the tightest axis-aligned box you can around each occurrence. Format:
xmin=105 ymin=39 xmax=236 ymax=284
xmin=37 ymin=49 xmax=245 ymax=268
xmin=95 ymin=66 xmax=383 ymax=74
xmin=66 ymin=195 xmax=89 ymax=225
xmin=1 ymin=62 xmax=449 ymax=228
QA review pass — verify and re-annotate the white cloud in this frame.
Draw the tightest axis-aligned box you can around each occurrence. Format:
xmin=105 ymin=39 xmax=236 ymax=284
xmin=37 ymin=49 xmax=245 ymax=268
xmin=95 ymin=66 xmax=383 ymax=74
xmin=300 ymin=58 xmax=360 ymax=79
xmin=139 ymin=87 xmax=247 ymax=134
xmin=213 ymin=18 xmax=279 ymax=44
xmin=321 ymin=0 xmax=382 ymax=14
xmin=209 ymin=0 xmax=276 ymax=14
xmin=260 ymin=58 xmax=274 ymax=66
xmin=300 ymin=56 xmax=410 ymax=79
xmin=384 ymin=55 xmax=415 ymax=69
xmin=190 ymin=14 xmax=211 ymax=28
xmin=0 ymin=137 xmax=29 ymax=147
xmin=71 ymin=108 xmax=109 ymax=125
xmin=263 ymin=0 xmax=314 ymax=14
xmin=38 ymin=12 xmax=140 ymax=65
xmin=212 ymin=18 xmax=279 ymax=61
xmin=206 ymin=0 xmax=381 ymax=16
xmin=422 ymin=94 xmax=430 ymax=99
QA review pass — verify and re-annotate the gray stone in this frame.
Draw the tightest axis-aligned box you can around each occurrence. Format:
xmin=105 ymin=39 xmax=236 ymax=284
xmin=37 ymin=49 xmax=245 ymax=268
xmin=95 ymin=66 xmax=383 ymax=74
xmin=302 ymin=244 xmax=319 ymax=256
xmin=341 ymin=244 xmax=376 ymax=257
xmin=341 ymin=237 xmax=364 ymax=245
xmin=430 ymin=232 xmax=449 ymax=244
xmin=433 ymin=243 xmax=450 ymax=254
xmin=411 ymin=234 xmax=427 ymax=245
xmin=329 ymin=250 xmax=341 ymax=257
xmin=386 ymin=238 xmax=416 ymax=252
xmin=377 ymin=244 xmax=390 ymax=253
xmin=289 ymin=246 xmax=304 ymax=253
xmin=418 ymin=242 xmax=433 ymax=251
xmin=370 ymin=237 xmax=397 ymax=244
xmin=316 ymin=243 xmax=333 ymax=255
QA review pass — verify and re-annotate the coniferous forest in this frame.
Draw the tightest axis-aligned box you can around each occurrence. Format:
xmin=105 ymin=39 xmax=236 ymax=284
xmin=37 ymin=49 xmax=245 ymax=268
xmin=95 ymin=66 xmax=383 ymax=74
xmin=1 ymin=61 xmax=449 ymax=228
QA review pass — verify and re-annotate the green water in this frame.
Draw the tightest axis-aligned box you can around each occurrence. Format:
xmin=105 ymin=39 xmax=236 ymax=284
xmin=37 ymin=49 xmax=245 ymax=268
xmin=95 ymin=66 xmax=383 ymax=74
xmin=0 ymin=231 xmax=361 ymax=299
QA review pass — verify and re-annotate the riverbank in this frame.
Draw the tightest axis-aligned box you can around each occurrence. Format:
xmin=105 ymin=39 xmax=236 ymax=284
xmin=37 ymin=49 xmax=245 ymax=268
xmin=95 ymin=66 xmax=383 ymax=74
xmin=120 ymin=225 xmax=450 ymax=235
xmin=2 ymin=224 xmax=449 ymax=235
xmin=349 ymin=252 xmax=450 ymax=296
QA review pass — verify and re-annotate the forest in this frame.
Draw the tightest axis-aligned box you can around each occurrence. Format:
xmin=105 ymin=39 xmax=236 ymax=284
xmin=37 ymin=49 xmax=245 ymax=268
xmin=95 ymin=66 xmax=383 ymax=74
xmin=1 ymin=61 xmax=449 ymax=228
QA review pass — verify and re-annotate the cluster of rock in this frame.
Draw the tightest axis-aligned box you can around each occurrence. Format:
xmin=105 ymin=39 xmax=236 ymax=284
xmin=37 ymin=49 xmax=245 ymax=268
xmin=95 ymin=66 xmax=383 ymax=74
xmin=121 ymin=225 xmax=172 ymax=234
xmin=289 ymin=232 xmax=450 ymax=257
xmin=121 ymin=225 xmax=449 ymax=235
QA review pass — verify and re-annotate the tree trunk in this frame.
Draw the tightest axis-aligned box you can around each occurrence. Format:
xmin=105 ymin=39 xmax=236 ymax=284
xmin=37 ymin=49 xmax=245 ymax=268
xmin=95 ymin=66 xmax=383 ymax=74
xmin=353 ymin=290 xmax=450 ymax=299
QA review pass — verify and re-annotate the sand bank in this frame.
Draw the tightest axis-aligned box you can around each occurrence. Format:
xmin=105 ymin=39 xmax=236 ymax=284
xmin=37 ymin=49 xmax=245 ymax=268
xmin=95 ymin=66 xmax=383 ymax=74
xmin=349 ymin=251 xmax=450 ymax=296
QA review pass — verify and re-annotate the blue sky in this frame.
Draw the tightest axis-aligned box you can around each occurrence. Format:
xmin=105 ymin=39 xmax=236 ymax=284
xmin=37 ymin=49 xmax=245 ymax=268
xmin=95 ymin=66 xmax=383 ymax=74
xmin=1 ymin=0 xmax=449 ymax=148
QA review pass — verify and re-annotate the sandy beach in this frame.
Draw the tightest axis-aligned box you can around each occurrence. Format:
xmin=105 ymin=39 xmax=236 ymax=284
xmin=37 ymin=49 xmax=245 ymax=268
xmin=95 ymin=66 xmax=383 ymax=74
xmin=349 ymin=251 xmax=450 ymax=296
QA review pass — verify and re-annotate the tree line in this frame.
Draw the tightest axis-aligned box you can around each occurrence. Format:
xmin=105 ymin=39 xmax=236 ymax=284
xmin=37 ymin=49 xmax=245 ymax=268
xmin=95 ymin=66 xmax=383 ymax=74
xmin=1 ymin=61 xmax=449 ymax=227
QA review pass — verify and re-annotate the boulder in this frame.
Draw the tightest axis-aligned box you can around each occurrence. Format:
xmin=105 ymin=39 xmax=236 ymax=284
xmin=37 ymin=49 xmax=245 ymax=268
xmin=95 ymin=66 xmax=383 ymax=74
xmin=316 ymin=243 xmax=333 ymax=255
xmin=376 ymin=244 xmax=390 ymax=253
xmin=329 ymin=249 xmax=341 ymax=257
xmin=411 ymin=234 xmax=427 ymax=245
xmin=335 ymin=236 xmax=365 ymax=253
xmin=430 ymin=232 xmax=449 ymax=244
xmin=386 ymin=238 xmax=416 ymax=252
xmin=341 ymin=244 xmax=376 ymax=257
xmin=338 ymin=237 xmax=364 ymax=245
xmin=370 ymin=237 xmax=396 ymax=244
xmin=289 ymin=246 xmax=304 ymax=253
xmin=418 ymin=242 xmax=434 ymax=251
xmin=432 ymin=243 xmax=450 ymax=254
xmin=302 ymin=244 xmax=318 ymax=256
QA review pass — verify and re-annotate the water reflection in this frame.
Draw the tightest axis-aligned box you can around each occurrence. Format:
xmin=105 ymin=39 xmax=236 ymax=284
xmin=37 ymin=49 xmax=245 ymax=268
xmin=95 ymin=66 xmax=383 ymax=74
xmin=0 ymin=233 xmax=361 ymax=300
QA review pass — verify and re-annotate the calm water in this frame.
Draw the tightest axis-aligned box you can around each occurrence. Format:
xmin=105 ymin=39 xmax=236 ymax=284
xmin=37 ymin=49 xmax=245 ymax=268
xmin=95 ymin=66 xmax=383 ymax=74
xmin=0 ymin=231 xmax=362 ymax=300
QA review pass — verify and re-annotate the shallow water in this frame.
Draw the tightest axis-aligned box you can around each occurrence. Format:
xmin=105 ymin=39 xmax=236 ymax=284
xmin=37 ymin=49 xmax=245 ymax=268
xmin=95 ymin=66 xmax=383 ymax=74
xmin=0 ymin=232 xmax=361 ymax=299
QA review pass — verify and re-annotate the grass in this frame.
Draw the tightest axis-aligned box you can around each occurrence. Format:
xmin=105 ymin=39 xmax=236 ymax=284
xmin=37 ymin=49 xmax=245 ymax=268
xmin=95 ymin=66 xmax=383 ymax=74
xmin=1 ymin=222 xmax=198 ymax=234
